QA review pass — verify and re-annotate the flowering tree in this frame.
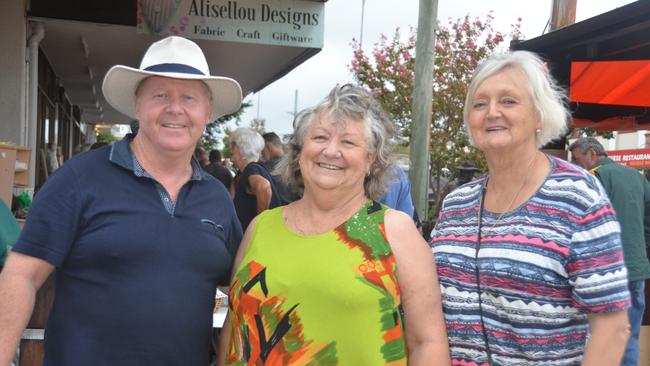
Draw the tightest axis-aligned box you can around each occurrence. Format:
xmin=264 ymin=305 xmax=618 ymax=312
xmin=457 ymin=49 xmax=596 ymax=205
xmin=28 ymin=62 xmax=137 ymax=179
xmin=199 ymin=101 xmax=251 ymax=152
xmin=350 ymin=13 xmax=522 ymax=220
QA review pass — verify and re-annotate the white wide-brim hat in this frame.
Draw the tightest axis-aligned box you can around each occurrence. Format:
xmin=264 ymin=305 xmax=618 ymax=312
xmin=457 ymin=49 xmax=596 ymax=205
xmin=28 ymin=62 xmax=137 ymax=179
xmin=102 ymin=36 xmax=242 ymax=121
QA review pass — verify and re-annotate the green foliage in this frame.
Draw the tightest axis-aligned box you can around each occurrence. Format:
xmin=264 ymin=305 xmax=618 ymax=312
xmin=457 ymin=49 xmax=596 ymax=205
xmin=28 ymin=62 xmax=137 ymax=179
xmin=578 ymin=128 xmax=614 ymax=140
xmin=220 ymin=127 xmax=234 ymax=158
xmin=198 ymin=101 xmax=252 ymax=152
xmin=96 ymin=132 xmax=118 ymax=144
xmin=350 ymin=13 xmax=522 ymax=220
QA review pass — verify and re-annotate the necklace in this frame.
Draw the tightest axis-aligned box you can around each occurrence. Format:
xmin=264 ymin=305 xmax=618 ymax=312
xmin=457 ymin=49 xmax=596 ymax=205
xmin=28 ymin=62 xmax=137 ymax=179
xmin=482 ymin=152 xmax=538 ymax=235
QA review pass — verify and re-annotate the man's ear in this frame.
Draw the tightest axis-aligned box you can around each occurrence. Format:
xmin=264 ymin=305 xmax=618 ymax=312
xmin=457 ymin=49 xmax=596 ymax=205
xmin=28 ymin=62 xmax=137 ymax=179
xmin=134 ymin=95 xmax=144 ymax=120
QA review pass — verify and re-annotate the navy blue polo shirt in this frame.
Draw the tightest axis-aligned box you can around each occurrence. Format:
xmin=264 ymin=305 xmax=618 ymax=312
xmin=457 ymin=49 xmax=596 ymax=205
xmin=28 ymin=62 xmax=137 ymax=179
xmin=13 ymin=135 xmax=242 ymax=366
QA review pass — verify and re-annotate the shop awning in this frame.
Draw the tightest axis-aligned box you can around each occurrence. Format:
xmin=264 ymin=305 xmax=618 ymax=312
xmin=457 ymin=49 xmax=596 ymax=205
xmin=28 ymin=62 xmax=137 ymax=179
xmin=570 ymin=60 xmax=650 ymax=130
xmin=28 ymin=0 xmax=327 ymax=125
xmin=570 ymin=60 xmax=650 ymax=107
xmin=512 ymin=1 xmax=650 ymax=132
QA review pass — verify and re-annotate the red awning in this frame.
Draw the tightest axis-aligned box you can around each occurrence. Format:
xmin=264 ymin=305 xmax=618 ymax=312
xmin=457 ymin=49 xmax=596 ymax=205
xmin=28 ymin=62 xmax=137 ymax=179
xmin=571 ymin=116 xmax=639 ymax=131
xmin=570 ymin=60 xmax=650 ymax=107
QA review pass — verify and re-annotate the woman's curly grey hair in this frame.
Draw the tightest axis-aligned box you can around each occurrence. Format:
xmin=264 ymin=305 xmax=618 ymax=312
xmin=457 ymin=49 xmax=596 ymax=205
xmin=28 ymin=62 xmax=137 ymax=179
xmin=275 ymin=84 xmax=397 ymax=200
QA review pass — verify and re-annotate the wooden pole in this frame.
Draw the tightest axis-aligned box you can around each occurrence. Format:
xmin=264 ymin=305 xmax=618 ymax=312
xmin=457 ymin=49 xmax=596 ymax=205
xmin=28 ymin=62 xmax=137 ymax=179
xmin=550 ymin=0 xmax=577 ymax=31
xmin=409 ymin=0 xmax=438 ymax=222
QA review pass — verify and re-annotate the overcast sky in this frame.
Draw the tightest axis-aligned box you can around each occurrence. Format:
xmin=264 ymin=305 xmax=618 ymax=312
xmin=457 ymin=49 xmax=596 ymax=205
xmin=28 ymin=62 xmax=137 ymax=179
xmin=234 ymin=0 xmax=636 ymax=138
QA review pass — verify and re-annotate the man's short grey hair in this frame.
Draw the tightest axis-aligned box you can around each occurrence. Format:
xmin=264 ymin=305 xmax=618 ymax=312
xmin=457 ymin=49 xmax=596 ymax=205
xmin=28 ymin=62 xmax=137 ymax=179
xmin=231 ymin=127 xmax=265 ymax=163
xmin=276 ymin=84 xmax=397 ymax=200
xmin=568 ymin=137 xmax=607 ymax=156
xmin=463 ymin=50 xmax=570 ymax=148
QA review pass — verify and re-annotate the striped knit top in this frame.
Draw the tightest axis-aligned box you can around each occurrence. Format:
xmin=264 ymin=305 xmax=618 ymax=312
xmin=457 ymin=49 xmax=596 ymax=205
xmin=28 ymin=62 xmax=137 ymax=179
xmin=431 ymin=155 xmax=630 ymax=366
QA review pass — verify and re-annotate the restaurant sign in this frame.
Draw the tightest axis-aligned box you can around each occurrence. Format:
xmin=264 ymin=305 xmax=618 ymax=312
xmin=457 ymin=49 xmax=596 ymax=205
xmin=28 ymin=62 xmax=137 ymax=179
xmin=607 ymin=148 xmax=650 ymax=169
xmin=137 ymin=0 xmax=324 ymax=48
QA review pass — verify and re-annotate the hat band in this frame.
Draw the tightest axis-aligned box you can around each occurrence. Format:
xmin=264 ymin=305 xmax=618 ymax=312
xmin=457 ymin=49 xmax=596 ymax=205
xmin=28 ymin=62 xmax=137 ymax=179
xmin=143 ymin=63 xmax=206 ymax=76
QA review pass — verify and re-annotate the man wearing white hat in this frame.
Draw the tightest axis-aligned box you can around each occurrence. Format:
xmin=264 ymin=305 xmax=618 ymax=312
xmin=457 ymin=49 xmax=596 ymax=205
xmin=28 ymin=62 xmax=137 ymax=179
xmin=0 ymin=36 xmax=243 ymax=365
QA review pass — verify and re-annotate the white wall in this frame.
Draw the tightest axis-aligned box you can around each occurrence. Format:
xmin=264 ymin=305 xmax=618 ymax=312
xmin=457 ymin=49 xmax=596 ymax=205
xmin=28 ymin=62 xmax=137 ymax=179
xmin=616 ymin=131 xmax=644 ymax=150
xmin=0 ymin=0 xmax=27 ymax=145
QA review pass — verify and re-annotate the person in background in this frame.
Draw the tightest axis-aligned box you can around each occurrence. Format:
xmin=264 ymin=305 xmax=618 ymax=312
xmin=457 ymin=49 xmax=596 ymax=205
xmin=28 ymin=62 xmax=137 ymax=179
xmin=219 ymin=84 xmax=450 ymax=365
xmin=0 ymin=199 xmax=20 ymax=269
xmin=569 ymin=136 xmax=650 ymax=366
xmin=204 ymin=149 xmax=234 ymax=193
xmin=262 ymin=131 xmax=301 ymax=204
xmin=0 ymin=36 xmax=243 ymax=365
xmin=223 ymin=157 xmax=235 ymax=174
xmin=431 ymin=51 xmax=630 ymax=365
xmin=194 ymin=146 xmax=210 ymax=167
xmin=72 ymin=143 xmax=91 ymax=156
xmin=45 ymin=142 xmax=60 ymax=174
xmin=229 ymin=127 xmax=281 ymax=231
xmin=380 ymin=165 xmax=419 ymax=224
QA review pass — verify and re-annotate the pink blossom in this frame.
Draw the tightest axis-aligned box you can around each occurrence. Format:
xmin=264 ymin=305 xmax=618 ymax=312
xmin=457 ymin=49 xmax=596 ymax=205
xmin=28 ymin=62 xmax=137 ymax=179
xmin=180 ymin=16 xmax=189 ymax=26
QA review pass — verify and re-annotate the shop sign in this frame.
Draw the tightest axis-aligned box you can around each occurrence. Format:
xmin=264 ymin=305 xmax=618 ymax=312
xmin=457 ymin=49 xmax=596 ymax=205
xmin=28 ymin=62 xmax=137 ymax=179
xmin=137 ymin=0 xmax=324 ymax=48
xmin=607 ymin=148 xmax=650 ymax=168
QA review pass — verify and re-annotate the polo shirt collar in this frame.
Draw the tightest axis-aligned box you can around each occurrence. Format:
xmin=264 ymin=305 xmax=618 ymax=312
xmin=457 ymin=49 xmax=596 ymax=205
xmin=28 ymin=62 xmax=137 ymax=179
xmin=109 ymin=133 xmax=209 ymax=181
xmin=589 ymin=157 xmax=614 ymax=171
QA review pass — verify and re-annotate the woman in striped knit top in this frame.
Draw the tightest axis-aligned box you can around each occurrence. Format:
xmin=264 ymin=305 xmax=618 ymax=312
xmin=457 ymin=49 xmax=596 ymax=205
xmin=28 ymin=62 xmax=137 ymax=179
xmin=430 ymin=51 xmax=630 ymax=366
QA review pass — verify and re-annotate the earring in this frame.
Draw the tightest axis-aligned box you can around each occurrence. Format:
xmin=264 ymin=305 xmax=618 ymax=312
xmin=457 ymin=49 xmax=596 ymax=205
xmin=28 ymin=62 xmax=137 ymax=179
xmin=535 ymin=128 xmax=541 ymax=133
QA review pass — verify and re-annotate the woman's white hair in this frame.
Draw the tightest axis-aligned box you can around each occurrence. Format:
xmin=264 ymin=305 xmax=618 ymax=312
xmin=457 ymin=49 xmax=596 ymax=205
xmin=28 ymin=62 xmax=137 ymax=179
xmin=230 ymin=127 xmax=265 ymax=163
xmin=463 ymin=50 xmax=570 ymax=148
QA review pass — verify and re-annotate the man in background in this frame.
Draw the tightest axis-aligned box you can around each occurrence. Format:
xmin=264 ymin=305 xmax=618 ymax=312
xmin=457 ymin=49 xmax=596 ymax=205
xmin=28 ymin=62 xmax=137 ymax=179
xmin=204 ymin=149 xmax=233 ymax=192
xmin=194 ymin=147 xmax=210 ymax=167
xmin=569 ymin=136 xmax=650 ymax=366
xmin=262 ymin=132 xmax=301 ymax=204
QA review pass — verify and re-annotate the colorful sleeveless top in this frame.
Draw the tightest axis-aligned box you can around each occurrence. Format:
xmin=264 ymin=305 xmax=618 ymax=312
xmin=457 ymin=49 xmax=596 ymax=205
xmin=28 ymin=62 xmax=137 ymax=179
xmin=226 ymin=201 xmax=407 ymax=366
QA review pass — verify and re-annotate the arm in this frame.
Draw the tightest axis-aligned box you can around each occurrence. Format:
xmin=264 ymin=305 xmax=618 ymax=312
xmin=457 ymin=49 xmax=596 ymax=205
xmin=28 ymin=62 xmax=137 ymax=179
xmin=582 ymin=311 xmax=629 ymax=366
xmin=225 ymin=173 xmax=234 ymax=199
xmin=395 ymin=169 xmax=416 ymax=216
xmin=385 ymin=209 xmax=451 ymax=365
xmin=0 ymin=252 xmax=54 ymax=365
xmin=217 ymin=216 xmax=257 ymax=366
xmin=248 ymin=174 xmax=272 ymax=214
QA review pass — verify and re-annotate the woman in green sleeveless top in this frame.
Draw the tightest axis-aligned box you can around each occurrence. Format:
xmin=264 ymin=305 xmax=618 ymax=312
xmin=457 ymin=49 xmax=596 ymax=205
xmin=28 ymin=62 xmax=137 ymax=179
xmin=218 ymin=85 xmax=450 ymax=366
